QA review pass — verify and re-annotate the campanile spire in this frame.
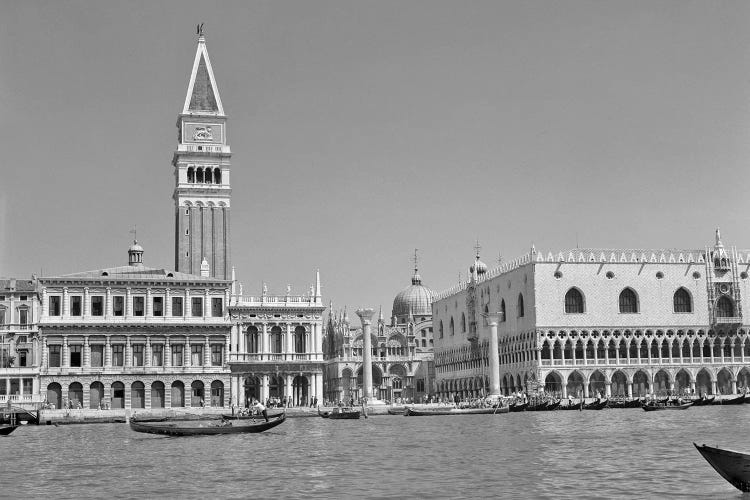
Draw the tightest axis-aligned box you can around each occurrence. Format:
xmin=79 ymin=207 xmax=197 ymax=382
xmin=173 ymin=27 xmax=232 ymax=279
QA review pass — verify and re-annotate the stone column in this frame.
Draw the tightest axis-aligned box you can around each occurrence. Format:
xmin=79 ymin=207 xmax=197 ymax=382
xmin=356 ymin=308 xmax=375 ymax=401
xmin=261 ymin=374 xmax=269 ymax=403
xmin=184 ymin=336 xmax=191 ymax=367
xmin=204 ymin=337 xmax=211 ymax=366
xmin=285 ymin=375 xmax=294 ymax=405
xmin=62 ymin=287 xmax=69 ymax=318
xmin=627 ymin=381 xmax=633 ymax=398
xmin=83 ymin=337 xmax=90 ymax=367
xmin=62 ymin=337 xmax=69 ymax=367
xmin=224 ymin=334 xmax=231 ymax=365
xmin=83 ymin=287 xmax=90 ymax=318
xmin=165 ymin=338 xmax=172 ymax=368
xmin=230 ymin=376 xmax=238 ymax=407
xmin=145 ymin=338 xmax=152 ymax=367
xmin=731 ymin=379 xmax=737 ymax=395
xmin=105 ymin=287 xmax=112 ymax=319
xmin=484 ymin=312 xmax=501 ymax=398
xmin=261 ymin=324 xmax=268 ymax=356
xmin=165 ymin=288 xmax=171 ymax=317
xmin=605 ymin=381 xmax=611 ymax=398
xmin=105 ymin=337 xmax=112 ymax=367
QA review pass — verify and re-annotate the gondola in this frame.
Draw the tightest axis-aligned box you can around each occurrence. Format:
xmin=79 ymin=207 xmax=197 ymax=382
xmin=387 ymin=407 xmax=409 ymax=416
xmin=0 ymin=425 xmax=19 ymax=436
xmin=642 ymin=402 xmax=691 ymax=411
xmin=544 ymin=400 xmax=561 ymax=411
xmin=691 ymin=396 xmax=715 ymax=406
xmin=221 ymin=411 xmax=285 ymax=420
xmin=694 ymin=443 xmax=750 ymax=492
xmin=712 ymin=394 xmax=746 ymax=405
xmin=525 ymin=401 xmax=549 ymax=412
xmin=318 ymin=407 xmax=361 ymax=419
xmin=558 ymin=400 xmax=584 ymax=411
xmin=405 ymin=406 xmax=509 ymax=416
xmin=129 ymin=412 xmax=286 ymax=436
xmin=508 ymin=402 xmax=527 ymax=412
xmin=583 ymin=399 xmax=609 ymax=410
xmin=624 ymin=399 xmax=643 ymax=408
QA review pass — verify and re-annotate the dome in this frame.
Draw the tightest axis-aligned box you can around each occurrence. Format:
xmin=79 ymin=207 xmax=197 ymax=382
xmin=129 ymin=241 xmax=144 ymax=253
xmin=470 ymin=259 xmax=487 ymax=276
xmin=392 ymin=271 xmax=434 ymax=319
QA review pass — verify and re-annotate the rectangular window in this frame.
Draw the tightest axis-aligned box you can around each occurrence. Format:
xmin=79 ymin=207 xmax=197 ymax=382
xmin=132 ymin=345 xmax=144 ymax=366
xmin=90 ymin=345 xmax=104 ymax=367
xmin=172 ymin=297 xmax=183 ymax=317
xmin=19 ymin=309 xmax=28 ymax=326
xmin=49 ymin=296 xmax=61 ymax=316
xmin=112 ymin=345 xmax=124 ymax=367
xmin=18 ymin=350 xmax=27 ymax=367
xmin=23 ymin=378 xmax=33 ymax=395
xmin=0 ymin=346 xmax=9 ymax=368
xmin=191 ymin=297 xmax=203 ymax=317
xmin=91 ymin=296 xmax=104 ymax=316
xmin=0 ymin=308 xmax=5 ymax=325
xmin=151 ymin=344 xmax=163 ymax=366
xmin=70 ymin=296 xmax=82 ymax=316
xmin=211 ymin=298 xmax=223 ymax=317
xmin=69 ymin=345 xmax=82 ymax=367
xmin=113 ymin=296 xmax=124 ymax=316
xmin=152 ymin=297 xmax=163 ymax=317
xmin=211 ymin=344 xmax=223 ymax=366
xmin=172 ymin=345 xmax=183 ymax=366
xmin=19 ymin=295 xmax=27 ymax=301
xmin=191 ymin=344 xmax=203 ymax=366
xmin=49 ymin=345 xmax=61 ymax=367
xmin=416 ymin=379 xmax=425 ymax=392
xmin=133 ymin=297 xmax=145 ymax=316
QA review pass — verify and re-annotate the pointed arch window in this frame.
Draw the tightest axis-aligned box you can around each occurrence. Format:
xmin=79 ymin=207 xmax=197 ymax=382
xmin=439 ymin=320 xmax=444 ymax=339
xmin=673 ymin=288 xmax=692 ymax=313
xmin=619 ymin=288 xmax=639 ymax=314
xmin=564 ymin=288 xmax=584 ymax=314
xmin=461 ymin=313 xmax=466 ymax=333
xmin=449 ymin=317 xmax=455 ymax=336
xmin=500 ymin=299 xmax=506 ymax=322
xmin=716 ymin=296 xmax=735 ymax=318
xmin=517 ymin=293 xmax=524 ymax=318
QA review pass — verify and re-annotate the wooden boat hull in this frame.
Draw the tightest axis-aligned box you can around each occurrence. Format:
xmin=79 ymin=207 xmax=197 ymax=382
xmin=318 ymin=408 xmax=361 ymax=419
xmin=509 ymin=403 xmax=527 ymax=412
xmin=642 ymin=403 xmax=692 ymax=411
xmin=584 ymin=399 xmax=609 ymax=410
xmin=387 ymin=407 xmax=408 ymax=415
xmin=0 ymin=425 xmax=19 ymax=436
xmin=712 ymin=395 xmax=746 ymax=405
xmin=129 ymin=413 xmax=285 ymax=436
xmin=405 ymin=407 xmax=509 ymax=416
xmin=694 ymin=443 xmax=750 ymax=492
xmin=691 ymin=396 xmax=715 ymax=406
xmin=221 ymin=411 xmax=284 ymax=420
xmin=559 ymin=401 xmax=583 ymax=411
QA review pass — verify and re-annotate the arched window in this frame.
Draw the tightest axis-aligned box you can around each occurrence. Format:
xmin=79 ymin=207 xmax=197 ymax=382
xmin=461 ymin=313 xmax=466 ymax=333
xmin=673 ymin=288 xmax=692 ymax=313
xmin=187 ymin=167 xmax=195 ymax=183
xmin=196 ymin=168 xmax=204 ymax=183
xmin=716 ymin=296 xmax=735 ymax=318
xmin=439 ymin=320 xmax=444 ymax=338
xmin=214 ymin=167 xmax=222 ymax=184
xmin=449 ymin=317 xmax=454 ymax=336
xmin=204 ymin=168 xmax=213 ymax=183
xmin=517 ymin=294 xmax=524 ymax=318
xmin=564 ymin=288 xmax=584 ymax=314
xmin=500 ymin=300 xmax=506 ymax=322
xmin=619 ymin=288 xmax=638 ymax=313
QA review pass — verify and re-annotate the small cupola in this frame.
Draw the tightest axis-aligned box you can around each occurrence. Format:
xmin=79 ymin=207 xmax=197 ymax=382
xmin=128 ymin=240 xmax=144 ymax=267
xmin=200 ymin=257 xmax=210 ymax=277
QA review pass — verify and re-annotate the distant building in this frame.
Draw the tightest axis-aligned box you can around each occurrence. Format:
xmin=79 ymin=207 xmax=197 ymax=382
xmin=0 ymin=278 xmax=41 ymax=405
xmin=323 ymin=264 xmax=435 ymax=403
xmin=433 ymin=230 xmax=750 ymax=400
xmin=38 ymin=243 xmax=231 ymax=410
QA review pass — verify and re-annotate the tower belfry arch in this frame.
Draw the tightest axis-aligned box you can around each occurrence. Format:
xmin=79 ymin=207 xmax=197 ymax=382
xmin=173 ymin=27 xmax=232 ymax=279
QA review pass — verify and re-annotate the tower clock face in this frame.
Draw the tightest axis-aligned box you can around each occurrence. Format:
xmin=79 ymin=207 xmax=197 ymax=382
xmin=184 ymin=122 xmax=222 ymax=143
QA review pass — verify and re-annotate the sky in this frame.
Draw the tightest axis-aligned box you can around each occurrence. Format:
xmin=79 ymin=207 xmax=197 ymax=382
xmin=3 ymin=1 xmax=750 ymax=314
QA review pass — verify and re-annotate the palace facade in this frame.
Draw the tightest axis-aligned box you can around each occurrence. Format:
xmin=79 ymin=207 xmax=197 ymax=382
xmin=433 ymin=231 xmax=750 ymax=400
xmin=322 ymin=265 xmax=435 ymax=403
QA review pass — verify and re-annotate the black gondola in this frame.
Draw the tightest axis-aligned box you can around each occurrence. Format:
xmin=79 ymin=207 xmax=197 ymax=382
xmin=508 ymin=402 xmax=527 ymax=412
xmin=129 ymin=413 xmax=286 ymax=436
xmin=583 ymin=399 xmax=609 ymax=410
xmin=559 ymin=400 xmax=584 ymax=411
xmin=0 ymin=425 xmax=19 ymax=436
xmin=694 ymin=442 xmax=750 ymax=492
xmin=691 ymin=396 xmax=715 ymax=406
xmin=712 ymin=394 xmax=746 ymax=405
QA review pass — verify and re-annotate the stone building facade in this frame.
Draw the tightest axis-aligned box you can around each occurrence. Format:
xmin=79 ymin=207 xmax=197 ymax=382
xmin=323 ymin=266 xmax=435 ymax=404
xmin=433 ymin=230 xmax=750 ymax=400
xmin=38 ymin=244 xmax=231 ymax=410
xmin=0 ymin=278 xmax=41 ymax=405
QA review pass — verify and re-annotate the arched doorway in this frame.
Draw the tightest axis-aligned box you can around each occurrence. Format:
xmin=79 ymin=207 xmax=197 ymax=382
xmin=292 ymin=375 xmax=308 ymax=407
xmin=151 ymin=381 xmax=165 ymax=408
xmin=632 ymin=371 xmax=650 ymax=397
xmin=68 ymin=382 xmax=83 ymax=408
xmin=675 ymin=370 xmax=691 ymax=395
xmin=89 ymin=381 xmax=104 ymax=409
xmin=191 ymin=381 xmax=205 ymax=407
xmin=171 ymin=381 xmax=185 ymax=407
xmin=738 ymin=367 xmax=750 ymax=392
xmin=717 ymin=368 xmax=733 ymax=395
xmin=654 ymin=370 xmax=670 ymax=395
xmin=566 ymin=372 xmax=584 ymax=398
xmin=244 ymin=376 xmax=260 ymax=405
xmin=131 ymin=381 xmax=145 ymax=409
xmin=544 ymin=372 xmax=562 ymax=397
xmin=611 ymin=371 xmax=627 ymax=397
xmin=210 ymin=380 xmax=224 ymax=407
xmin=268 ymin=375 xmax=284 ymax=401
xmin=341 ymin=368 xmax=353 ymax=403
xmin=356 ymin=366 xmax=384 ymax=400
xmin=588 ymin=371 xmax=606 ymax=399
xmin=696 ymin=369 xmax=712 ymax=396
xmin=111 ymin=381 xmax=125 ymax=409
xmin=46 ymin=383 xmax=62 ymax=409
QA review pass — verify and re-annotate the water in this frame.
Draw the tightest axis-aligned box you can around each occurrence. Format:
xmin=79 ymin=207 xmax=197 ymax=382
xmin=2 ymin=406 xmax=749 ymax=499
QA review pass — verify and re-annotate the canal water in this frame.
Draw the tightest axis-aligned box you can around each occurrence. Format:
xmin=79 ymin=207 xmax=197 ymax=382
xmin=1 ymin=406 xmax=748 ymax=499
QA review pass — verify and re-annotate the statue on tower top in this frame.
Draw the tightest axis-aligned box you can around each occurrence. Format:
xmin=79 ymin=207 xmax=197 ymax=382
xmin=197 ymin=23 xmax=205 ymax=37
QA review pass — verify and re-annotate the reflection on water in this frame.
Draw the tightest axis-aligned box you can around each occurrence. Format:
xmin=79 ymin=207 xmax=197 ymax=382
xmin=1 ymin=406 xmax=749 ymax=499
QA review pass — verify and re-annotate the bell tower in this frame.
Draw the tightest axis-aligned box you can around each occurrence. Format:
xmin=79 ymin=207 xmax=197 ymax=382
xmin=173 ymin=27 xmax=232 ymax=279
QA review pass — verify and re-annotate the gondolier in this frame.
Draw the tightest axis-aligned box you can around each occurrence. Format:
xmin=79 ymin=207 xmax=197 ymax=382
xmin=252 ymin=399 xmax=269 ymax=422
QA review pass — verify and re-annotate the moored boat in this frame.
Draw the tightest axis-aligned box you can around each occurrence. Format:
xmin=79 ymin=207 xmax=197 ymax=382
xmin=387 ymin=407 xmax=409 ymax=416
xmin=318 ymin=407 xmax=361 ymax=419
xmin=642 ymin=402 xmax=691 ymax=411
xmin=508 ymin=402 xmax=527 ymax=412
xmin=0 ymin=425 xmax=19 ymax=436
xmin=694 ymin=442 xmax=750 ymax=492
xmin=405 ymin=406 xmax=509 ymax=416
xmin=691 ymin=396 xmax=715 ymax=406
xmin=221 ymin=411 xmax=285 ymax=421
xmin=712 ymin=394 xmax=746 ymax=405
xmin=129 ymin=412 xmax=286 ymax=436
xmin=583 ymin=399 xmax=609 ymax=410
xmin=558 ymin=400 xmax=584 ymax=411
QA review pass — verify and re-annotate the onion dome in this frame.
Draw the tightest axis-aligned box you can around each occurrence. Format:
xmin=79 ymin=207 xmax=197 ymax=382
xmin=392 ymin=267 xmax=434 ymax=320
xmin=469 ymin=258 xmax=487 ymax=276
